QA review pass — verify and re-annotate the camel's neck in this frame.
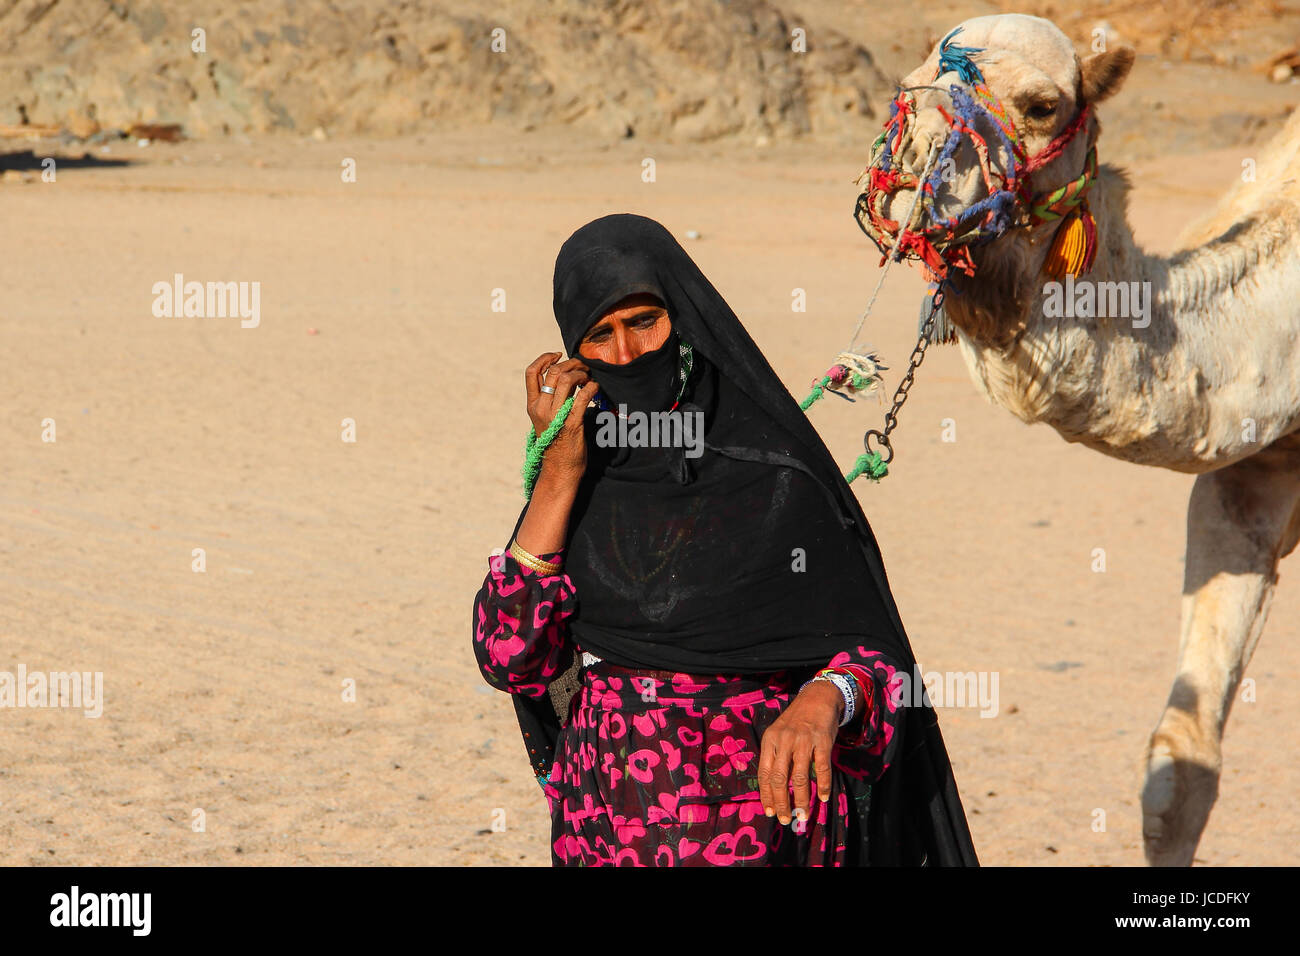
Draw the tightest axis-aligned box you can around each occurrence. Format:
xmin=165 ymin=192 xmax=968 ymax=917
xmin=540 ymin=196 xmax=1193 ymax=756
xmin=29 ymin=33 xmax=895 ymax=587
xmin=945 ymin=165 xmax=1300 ymax=473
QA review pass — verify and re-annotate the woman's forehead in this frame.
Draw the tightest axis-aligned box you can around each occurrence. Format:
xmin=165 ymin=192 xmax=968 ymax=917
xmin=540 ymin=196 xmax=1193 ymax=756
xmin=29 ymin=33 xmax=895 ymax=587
xmin=595 ymin=292 xmax=668 ymax=322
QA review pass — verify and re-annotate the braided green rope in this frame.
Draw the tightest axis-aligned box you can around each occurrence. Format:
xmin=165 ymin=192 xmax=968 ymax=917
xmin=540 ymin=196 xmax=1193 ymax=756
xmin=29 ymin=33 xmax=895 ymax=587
xmin=521 ymin=396 xmax=575 ymax=498
xmin=799 ymin=370 xmax=874 ymax=411
xmin=799 ymin=367 xmax=889 ymax=483
xmin=844 ymin=450 xmax=888 ymax=483
xmin=799 ymin=375 xmax=834 ymax=411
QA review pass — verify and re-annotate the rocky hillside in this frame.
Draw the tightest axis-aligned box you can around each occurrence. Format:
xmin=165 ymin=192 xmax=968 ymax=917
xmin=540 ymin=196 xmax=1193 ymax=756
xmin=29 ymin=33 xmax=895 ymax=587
xmin=0 ymin=0 xmax=891 ymax=141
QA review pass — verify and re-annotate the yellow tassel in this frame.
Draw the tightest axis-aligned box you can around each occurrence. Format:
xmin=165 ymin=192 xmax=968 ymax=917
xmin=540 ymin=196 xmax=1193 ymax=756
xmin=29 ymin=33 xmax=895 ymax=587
xmin=1042 ymin=211 xmax=1088 ymax=278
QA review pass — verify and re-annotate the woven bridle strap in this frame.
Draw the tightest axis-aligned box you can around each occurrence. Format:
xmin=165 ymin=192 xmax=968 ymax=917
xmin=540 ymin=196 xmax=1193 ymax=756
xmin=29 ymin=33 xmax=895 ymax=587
xmin=1024 ymin=102 xmax=1092 ymax=176
xmin=1029 ymin=144 xmax=1098 ymax=223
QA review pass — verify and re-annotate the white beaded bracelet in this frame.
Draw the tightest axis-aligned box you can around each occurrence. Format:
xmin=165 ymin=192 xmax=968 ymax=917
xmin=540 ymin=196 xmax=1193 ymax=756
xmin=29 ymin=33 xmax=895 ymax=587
xmin=801 ymin=670 xmax=859 ymax=727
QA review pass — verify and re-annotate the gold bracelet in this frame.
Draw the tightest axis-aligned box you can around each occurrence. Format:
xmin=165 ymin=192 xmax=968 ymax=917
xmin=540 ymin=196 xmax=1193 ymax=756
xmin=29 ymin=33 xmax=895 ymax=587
xmin=508 ymin=540 xmax=563 ymax=576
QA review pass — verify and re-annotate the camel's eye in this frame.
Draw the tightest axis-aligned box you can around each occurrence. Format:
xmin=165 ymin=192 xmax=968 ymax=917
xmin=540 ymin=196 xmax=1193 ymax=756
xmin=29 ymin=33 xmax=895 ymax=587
xmin=1026 ymin=101 xmax=1058 ymax=120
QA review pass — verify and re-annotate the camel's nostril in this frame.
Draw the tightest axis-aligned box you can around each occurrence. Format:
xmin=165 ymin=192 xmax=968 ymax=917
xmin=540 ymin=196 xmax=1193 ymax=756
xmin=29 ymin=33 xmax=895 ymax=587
xmin=898 ymin=138 xmax=937 ymax=179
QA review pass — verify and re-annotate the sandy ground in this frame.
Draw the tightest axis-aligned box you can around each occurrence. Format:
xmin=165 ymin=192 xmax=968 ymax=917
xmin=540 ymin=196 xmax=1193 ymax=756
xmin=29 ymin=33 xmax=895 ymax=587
xmin=1 ymin=120 xmax=1297 ymax=866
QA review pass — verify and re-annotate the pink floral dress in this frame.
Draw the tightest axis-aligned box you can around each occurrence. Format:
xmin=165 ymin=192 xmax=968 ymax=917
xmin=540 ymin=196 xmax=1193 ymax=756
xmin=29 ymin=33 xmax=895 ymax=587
xmin=472 ymin=548 xmax=905 ymax=866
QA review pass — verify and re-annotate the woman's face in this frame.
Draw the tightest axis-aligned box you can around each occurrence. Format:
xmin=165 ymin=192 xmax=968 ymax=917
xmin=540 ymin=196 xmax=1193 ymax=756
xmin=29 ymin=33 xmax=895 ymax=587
xmin=576 ymin=293 xmax=671 ymax=364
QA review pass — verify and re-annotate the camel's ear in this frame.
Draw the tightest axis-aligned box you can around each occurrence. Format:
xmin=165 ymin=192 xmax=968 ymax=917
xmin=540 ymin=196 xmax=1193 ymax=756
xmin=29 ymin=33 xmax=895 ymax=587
xmin=1080 ymin=47 xmax=1135 ymax=103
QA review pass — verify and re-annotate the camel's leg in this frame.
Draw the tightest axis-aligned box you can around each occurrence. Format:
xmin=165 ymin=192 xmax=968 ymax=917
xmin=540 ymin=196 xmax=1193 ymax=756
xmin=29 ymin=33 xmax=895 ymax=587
xmin=1142 ymin=434 xmax=1300 ymax=866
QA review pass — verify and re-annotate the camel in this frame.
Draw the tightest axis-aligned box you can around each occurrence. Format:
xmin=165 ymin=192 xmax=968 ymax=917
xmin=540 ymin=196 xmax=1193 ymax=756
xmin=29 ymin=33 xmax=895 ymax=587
xmin=855 ymin=13 xmax=1300 ymax=865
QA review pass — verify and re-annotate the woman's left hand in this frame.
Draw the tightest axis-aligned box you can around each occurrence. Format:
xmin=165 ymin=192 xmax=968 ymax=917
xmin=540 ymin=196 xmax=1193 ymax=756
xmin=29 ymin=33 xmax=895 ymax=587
xmin=757 ymin=680 xmax=843 ymax=825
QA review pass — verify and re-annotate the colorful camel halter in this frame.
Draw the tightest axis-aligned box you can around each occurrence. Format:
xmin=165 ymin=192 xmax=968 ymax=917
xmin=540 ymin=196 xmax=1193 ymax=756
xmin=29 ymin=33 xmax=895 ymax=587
xmin=795 ymin=28 xmax=1101 ymax=484
xmin=854 ymin=27 xmax=1099 ymax=282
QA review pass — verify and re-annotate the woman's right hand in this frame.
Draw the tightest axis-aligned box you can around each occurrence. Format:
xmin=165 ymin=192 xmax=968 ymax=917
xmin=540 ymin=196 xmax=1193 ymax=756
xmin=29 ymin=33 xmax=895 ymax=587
xmin=525 ymin=352 xmax=600 ymax=486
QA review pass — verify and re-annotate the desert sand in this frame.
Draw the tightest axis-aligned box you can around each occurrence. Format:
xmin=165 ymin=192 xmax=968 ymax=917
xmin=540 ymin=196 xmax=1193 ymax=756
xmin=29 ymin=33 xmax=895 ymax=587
xmin=1 ymin=0 xmax=1297 ymax=866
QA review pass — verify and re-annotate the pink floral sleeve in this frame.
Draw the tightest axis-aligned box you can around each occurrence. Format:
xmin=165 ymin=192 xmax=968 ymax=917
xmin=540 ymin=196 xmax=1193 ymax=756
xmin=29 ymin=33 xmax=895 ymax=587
xmin=823 ymin=647 xmax=906 ymax=783
xmin=472 ymin=548 xmax=576 ymax=698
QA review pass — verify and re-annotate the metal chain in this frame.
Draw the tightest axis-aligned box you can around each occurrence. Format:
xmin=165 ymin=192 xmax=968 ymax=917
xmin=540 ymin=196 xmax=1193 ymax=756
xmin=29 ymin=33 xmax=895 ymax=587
xmin=861 ymin=283 xmax=946 ymax=465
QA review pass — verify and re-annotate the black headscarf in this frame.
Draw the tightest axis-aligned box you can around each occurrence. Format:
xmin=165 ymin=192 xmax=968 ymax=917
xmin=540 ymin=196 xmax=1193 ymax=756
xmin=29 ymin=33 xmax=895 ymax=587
xmin=503 ymin=213 xmax=978 ymax=866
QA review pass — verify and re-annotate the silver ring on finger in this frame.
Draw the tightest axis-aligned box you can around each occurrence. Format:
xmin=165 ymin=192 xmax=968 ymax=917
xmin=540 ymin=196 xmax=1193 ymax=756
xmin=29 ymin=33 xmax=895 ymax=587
xmin=540 ymin=385 xmax=556 ymax=394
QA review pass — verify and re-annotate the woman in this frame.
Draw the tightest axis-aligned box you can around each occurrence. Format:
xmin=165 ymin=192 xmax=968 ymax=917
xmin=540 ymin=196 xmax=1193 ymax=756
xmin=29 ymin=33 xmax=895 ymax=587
xmin=472 ymin=213 xmax=978 ymax=866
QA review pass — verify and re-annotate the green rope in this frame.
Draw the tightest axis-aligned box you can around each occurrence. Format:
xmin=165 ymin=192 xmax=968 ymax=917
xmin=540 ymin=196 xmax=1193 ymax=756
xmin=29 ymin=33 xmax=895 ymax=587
xmin=799 ymin=370 xmax=876 ymax=411
xmin=799 ymin=375 xmax=834 ymax=411
xmin=521 ymin=396 xmax=575 ymax=498
xmin=801 ymin=374 xmax=890 ymax=483
xmin=844 ymin=450 xmax=888 ymax=483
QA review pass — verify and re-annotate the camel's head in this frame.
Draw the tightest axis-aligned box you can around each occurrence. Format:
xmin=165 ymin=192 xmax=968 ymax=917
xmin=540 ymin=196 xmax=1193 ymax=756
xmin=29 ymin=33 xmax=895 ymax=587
xmin=855 ymin=14 xmax=1134 ymax=291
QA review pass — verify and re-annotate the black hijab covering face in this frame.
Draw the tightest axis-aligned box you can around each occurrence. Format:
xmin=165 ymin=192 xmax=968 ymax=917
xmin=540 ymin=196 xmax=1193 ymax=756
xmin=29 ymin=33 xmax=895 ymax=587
xmin=502 ymin=213 xmax=978 ymax=866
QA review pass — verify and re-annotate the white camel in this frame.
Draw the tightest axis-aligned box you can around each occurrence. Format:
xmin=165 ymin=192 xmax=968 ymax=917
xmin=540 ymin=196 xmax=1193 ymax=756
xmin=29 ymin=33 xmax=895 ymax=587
xmin=857 ymin=13 xmax=1300 ymax=865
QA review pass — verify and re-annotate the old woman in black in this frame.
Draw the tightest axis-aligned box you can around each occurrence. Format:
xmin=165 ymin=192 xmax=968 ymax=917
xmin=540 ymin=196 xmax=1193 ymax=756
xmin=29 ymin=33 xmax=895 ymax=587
xmin=472 ymin=213 xmax=978 ymax=866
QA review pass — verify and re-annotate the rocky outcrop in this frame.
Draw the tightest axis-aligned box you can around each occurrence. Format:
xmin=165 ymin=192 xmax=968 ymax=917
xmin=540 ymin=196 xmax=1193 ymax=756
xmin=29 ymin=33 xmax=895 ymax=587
xmin=0 ymin=0 xmax=889 ymax=141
